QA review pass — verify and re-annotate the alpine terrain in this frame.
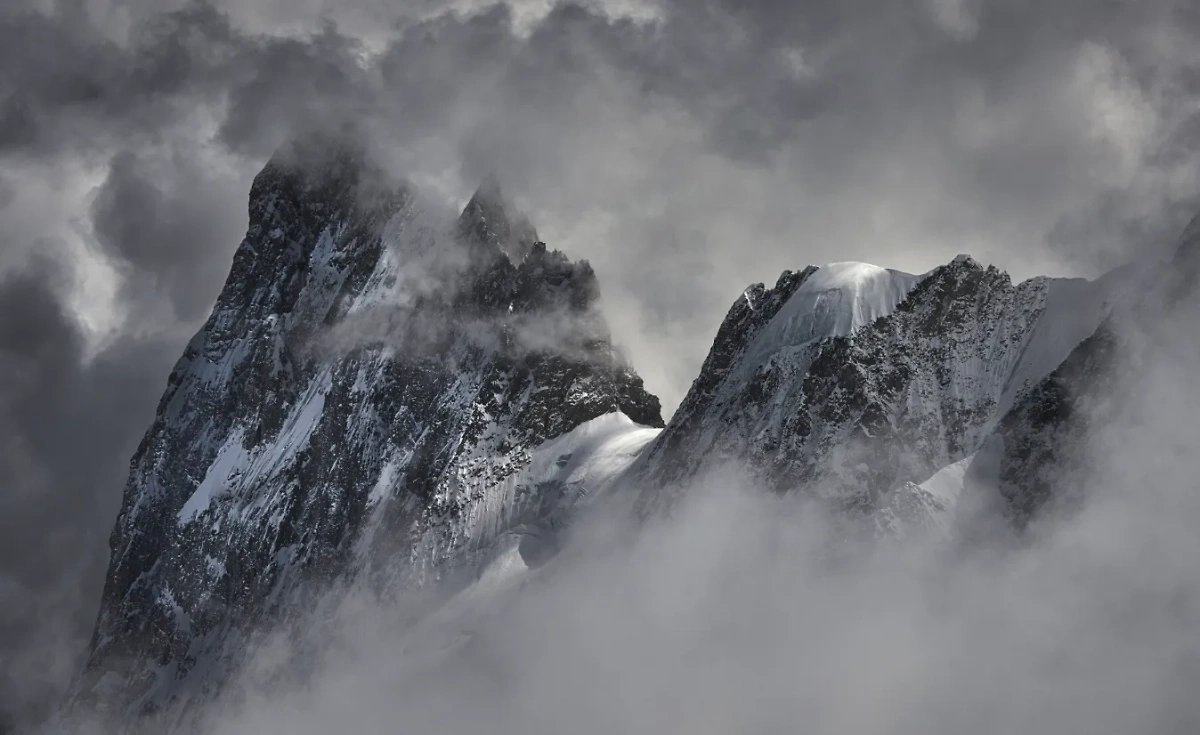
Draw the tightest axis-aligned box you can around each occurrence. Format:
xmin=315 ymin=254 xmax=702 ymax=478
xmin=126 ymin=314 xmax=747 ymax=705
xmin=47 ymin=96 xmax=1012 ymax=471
xmin=633 ymin=256 xmax=1132 ymax=536
xmin=68 ymin=133 xmax=1195 ymax=728
xmin=69 ymin=136 xmax=663 ymax=721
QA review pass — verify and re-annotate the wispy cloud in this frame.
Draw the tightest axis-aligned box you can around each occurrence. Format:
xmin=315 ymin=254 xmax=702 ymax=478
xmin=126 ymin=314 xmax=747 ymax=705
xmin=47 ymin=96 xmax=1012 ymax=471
xmin=3 ymin=0 xmax=1200 ymax=729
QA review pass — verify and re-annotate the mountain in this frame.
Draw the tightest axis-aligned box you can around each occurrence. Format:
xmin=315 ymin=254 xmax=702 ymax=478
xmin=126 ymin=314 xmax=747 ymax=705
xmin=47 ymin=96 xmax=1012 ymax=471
xmin=636 ymin=218 xmax=1184 ymax=543
xmin=70 ymin=133 xmax=1190 ymax=728
xmin=633 ymin=256 xmax=1120 ymax=528
xmin=70 ymin=138 xmax=662 ymax=720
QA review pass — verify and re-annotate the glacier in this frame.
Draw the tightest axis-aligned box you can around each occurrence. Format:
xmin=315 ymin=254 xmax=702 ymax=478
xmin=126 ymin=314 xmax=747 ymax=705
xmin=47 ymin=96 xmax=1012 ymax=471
xmin=738 ymin=261 xmax=924 ymax=368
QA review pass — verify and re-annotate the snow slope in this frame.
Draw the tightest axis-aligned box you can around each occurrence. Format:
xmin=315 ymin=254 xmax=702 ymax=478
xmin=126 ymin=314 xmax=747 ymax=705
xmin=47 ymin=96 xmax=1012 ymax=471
xmin=503 ymin=412 xmax=660 ymax=565
xmin=512 ymin=412 xmax=661 ymax=506
xmin=741 ymin=261 xmax=922 ymax=368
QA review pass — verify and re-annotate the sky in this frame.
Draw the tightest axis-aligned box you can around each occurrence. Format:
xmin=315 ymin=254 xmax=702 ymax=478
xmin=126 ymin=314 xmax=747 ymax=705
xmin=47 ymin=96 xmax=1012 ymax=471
xmin=2 ymin=0 xmax=1200 ymax=729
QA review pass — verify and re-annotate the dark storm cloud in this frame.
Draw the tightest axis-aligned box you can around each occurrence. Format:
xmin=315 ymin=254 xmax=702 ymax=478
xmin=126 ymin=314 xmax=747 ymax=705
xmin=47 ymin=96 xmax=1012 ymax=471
xmin=0 ymin=257 xmax=178 ymax=730
xmin=1 ymin=0 xmax=1200 ymax=729
xmin=0 ymin=2 xmax=214 ymax=158
xmin=0 ymin=1 xmax=376 ymax=167
xmin=90 ymin=144 xmax=249 ymax=322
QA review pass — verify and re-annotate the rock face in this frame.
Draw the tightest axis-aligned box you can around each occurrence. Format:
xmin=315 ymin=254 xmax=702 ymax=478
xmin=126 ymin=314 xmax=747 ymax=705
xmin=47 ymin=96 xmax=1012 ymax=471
xmin=74 ymin=138 xmax=661 ymax=717
xmin=636 ymin=256 xmax=1116 ymax=521
xmin=974 ymin=324 xmax=1125 ymax=530
xmin=977 ymin=215 xmax=1200 ymax=531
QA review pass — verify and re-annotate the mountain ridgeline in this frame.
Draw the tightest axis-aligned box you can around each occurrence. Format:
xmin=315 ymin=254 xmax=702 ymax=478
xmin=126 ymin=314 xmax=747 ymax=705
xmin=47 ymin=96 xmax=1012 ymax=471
xmin=70 ymin=135 xmax=1193 ymax=725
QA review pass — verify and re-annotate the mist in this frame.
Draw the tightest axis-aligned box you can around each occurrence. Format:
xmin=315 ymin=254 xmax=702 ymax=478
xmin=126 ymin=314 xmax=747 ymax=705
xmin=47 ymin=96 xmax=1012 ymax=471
xmin=4 ymin=0 xmax=1200 ymax=731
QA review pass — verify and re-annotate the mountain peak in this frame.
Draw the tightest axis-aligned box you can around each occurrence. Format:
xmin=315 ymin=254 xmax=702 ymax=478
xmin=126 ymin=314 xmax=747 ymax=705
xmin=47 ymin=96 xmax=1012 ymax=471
xmin=258 ymin=121 xmax=388 ymax=197
xmin=73 ymin=148 xmax=664 ymax=717
xmin=458 ymin=175 xmax=540 ymax=263
xmin=249 ymin=128 xmax=408 ymax=249
xmin=474 ymin=170 xmax=504 ymax=202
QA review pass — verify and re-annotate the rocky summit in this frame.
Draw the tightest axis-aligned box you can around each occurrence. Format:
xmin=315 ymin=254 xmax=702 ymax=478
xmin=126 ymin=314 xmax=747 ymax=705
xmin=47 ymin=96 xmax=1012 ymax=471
xmin=72 ymin=137 xmax=661 ymax=719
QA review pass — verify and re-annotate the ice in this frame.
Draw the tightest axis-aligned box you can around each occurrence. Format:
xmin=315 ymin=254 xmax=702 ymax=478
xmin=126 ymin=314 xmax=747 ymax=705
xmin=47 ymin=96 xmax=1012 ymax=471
xmin=742 ymin=262 xmax=922 ymax=367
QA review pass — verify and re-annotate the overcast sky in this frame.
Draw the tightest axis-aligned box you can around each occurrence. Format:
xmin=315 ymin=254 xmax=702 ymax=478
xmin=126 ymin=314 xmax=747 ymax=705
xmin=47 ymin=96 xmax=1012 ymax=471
xmin=2 ymin=0 xmax=1200 ymax=728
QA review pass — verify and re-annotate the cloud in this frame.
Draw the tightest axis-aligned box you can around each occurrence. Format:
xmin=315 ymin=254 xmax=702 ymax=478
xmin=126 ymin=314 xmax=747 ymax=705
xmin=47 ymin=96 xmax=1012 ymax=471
xmin=0 ymin=257 xmax=179 ymax=731
xmin=2 ymin=0 xmax=1200 ymax=729
xmin=90 ymin=143 xmax=248 ymax=322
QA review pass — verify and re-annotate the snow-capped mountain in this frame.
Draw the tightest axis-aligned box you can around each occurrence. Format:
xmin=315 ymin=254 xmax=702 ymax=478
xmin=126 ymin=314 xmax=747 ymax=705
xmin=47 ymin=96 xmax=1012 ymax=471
xmin=72 ymin=132 xmax=1186 ymax=727
xmin=634 ymin=254 xmax=1120 ymax=522
xmin=71 ymin=136 xmax=662 ymax=718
